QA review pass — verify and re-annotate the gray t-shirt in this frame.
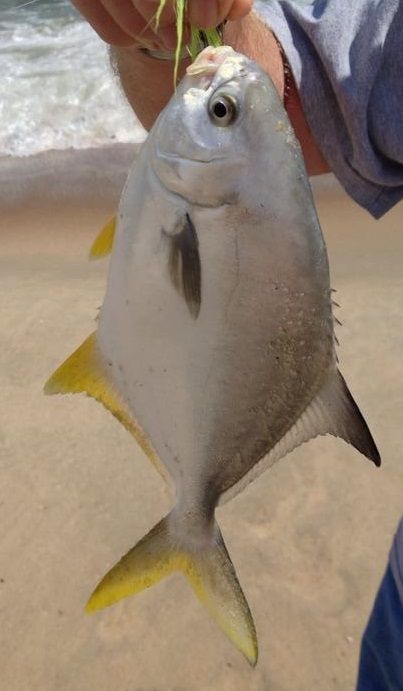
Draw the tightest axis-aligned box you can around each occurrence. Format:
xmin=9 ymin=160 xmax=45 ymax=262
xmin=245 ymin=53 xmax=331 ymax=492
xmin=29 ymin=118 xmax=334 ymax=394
xmin=255 ymin=0 xmax=403 ymax=219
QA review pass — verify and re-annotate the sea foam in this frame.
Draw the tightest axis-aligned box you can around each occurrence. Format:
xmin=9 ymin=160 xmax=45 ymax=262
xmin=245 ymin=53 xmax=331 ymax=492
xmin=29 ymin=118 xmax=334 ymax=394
xmin=0 ymin=0 xmax=145 ymax=158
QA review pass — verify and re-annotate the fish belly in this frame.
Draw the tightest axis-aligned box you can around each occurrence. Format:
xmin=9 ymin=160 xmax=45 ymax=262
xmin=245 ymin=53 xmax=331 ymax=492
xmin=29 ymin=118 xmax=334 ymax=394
xmin=98 ymin=196 xmax=334 ymax=504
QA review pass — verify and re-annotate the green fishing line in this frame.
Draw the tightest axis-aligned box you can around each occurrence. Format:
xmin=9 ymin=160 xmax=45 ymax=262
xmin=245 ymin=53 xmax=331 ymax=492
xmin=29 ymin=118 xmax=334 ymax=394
xmin=154 ymin=0 xmax=223 ymax=81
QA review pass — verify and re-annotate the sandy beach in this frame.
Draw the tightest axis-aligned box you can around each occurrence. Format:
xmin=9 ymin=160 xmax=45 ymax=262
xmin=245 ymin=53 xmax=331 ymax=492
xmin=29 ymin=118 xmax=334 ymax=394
xmin=1 ymin=146 xmax=403 ymax=690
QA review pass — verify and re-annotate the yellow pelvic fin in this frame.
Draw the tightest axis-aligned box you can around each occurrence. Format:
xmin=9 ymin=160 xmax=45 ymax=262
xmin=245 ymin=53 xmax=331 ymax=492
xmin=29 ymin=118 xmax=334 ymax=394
xmin=86 ymin=515 xmax=258 ymax=666
xmin=89 ymin=216 xmax=116 ymax=260
xmin=44 ymin=332 xmax=168 ymax=481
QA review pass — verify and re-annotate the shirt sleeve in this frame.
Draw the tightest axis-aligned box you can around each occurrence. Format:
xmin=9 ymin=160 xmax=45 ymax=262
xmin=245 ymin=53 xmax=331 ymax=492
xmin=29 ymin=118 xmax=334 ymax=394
xmin=254 ymin=0 xmax=403 ymax=218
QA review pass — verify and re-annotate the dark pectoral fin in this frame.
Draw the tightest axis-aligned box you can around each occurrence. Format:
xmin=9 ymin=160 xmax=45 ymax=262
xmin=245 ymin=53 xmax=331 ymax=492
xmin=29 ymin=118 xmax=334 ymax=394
xmin=165 ymin=214 xmax=201 ymax=318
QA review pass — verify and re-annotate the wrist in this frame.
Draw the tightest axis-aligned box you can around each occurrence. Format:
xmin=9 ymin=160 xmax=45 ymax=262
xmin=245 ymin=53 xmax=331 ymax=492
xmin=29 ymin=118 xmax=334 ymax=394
xmin=110 ymin=44 xmax=190 ymax=130
xmin=283 ymin=64 xmax=330 ymax=175
xmin=223 ymin=13 xmax=285 ymax=99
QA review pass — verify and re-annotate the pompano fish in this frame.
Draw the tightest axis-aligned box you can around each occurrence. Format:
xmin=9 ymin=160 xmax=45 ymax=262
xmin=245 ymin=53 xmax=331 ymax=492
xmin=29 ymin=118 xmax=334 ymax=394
xmin=45 ymin=46 xmax=380 ymax=665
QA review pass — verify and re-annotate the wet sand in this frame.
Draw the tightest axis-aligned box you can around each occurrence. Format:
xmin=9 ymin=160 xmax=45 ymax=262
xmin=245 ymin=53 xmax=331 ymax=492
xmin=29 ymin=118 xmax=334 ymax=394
xmin=1 ymin=149 xmax=403 ymax=690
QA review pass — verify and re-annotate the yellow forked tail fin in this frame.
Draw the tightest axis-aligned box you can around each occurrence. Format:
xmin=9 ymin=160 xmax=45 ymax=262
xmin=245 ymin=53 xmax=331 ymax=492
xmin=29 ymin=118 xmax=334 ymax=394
xmin=89 ymin=216 xmax=116 ymax=259
xmin=86 ymin=515 xmax=258 ymax=666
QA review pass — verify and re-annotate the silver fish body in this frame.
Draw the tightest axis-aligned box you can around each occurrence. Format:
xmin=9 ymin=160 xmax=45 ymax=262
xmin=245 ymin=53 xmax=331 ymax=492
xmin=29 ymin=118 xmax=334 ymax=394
xmin=99 ymin=49 xmax=335 ymax=510
xmin=46 ymin=47 xmax=379 ymax=664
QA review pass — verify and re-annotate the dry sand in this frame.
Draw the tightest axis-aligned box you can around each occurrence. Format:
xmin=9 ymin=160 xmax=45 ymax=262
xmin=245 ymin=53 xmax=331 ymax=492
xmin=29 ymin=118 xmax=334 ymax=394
xmin=1 ymin=148 xmax=403 ymax=690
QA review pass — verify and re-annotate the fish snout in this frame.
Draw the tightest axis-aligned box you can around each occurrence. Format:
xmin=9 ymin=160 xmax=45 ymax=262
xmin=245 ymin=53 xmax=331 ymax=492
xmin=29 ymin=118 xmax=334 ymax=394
xmin=186 ymin=46 xmax=236 ymax=90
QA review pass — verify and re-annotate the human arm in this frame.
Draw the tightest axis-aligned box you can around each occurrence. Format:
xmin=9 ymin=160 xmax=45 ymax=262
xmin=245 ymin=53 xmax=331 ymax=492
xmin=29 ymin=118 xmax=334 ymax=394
xmin=72 ymin=0 xmax=403 ymax=216
xmin=70 ymin=1 xmax=252 ymax=134
xmin=71 ymin=1 xmax=328 ymax=175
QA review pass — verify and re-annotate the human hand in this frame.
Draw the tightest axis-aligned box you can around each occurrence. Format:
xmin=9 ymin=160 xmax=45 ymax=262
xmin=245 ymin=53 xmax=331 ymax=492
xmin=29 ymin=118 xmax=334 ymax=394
xmin=71 ymin=1 xmax=253 ymax=48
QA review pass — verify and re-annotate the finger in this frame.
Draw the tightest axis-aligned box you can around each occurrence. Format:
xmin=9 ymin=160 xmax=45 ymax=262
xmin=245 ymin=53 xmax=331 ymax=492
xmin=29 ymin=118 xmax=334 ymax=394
xmin=100 ymin=0 xmax=179 ymax=48
xmin=71 ymin=0 xmax=135 ymax=45
xmin=132 ymin=0 xmax=176 ymax=28
xmin=130 ymin=0 xmax=180 ymax=49
xmin=227 ymin=0 xmax=253 ymax=20
xmin=188 ymin=0 xmax=221 ymax=28
xmin=188 ymin=0 xmax=252 ymax=27
xmin=99 ymin=0 xmax=145 ymax=38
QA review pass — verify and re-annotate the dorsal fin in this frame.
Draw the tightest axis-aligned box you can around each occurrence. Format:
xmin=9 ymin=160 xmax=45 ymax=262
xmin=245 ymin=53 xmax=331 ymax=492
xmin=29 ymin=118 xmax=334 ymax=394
xmin=220 ymin=369 xmax=380 ymax=505
xmin=316 ymin=370 xmax=380 ymax=464
xmin=89 ymin=216 xmax=116 ymax=260
xmin=44 ymin=333 xmax=169 ymax=482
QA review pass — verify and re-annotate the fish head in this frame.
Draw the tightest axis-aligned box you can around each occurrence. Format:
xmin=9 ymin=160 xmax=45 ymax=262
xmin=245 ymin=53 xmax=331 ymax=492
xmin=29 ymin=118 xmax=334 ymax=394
xmin=151 ymin=46 xmax=294 ymax=207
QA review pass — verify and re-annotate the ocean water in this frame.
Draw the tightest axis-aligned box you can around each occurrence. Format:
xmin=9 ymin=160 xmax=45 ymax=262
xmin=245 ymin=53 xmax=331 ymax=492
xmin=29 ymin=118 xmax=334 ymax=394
xmin=0 ymin=0 xmax=146 ymax=158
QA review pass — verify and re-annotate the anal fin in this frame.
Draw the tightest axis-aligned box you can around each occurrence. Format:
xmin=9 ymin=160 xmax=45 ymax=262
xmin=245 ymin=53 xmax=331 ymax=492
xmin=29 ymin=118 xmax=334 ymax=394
xmin=44 ymin=332 xmax=168 ymax=481
xmin=221 ymin=369 xmax=380 ymax=505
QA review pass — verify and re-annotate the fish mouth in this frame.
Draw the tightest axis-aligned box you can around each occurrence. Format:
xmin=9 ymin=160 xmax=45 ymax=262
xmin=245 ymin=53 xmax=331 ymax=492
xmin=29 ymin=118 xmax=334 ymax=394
xmin=186 ymin=46 xmax=236 ymax=89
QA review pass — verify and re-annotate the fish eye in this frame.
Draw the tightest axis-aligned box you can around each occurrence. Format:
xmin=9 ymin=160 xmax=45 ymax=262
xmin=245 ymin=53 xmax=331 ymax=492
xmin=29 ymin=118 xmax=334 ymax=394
xmin=208 ymin=94 xmax=237 ymax=127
